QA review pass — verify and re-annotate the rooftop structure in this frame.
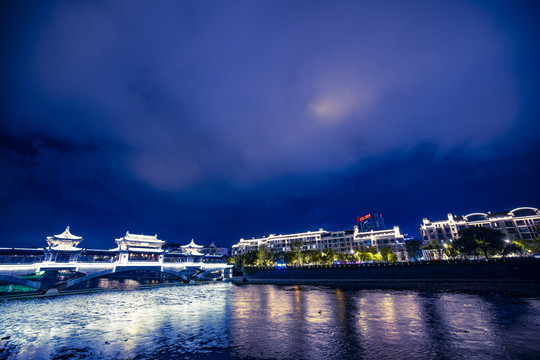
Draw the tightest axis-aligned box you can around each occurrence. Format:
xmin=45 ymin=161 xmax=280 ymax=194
xmin=115 ymin=231 xmax=165 ymax=263
xmin=115 ymin=231 xmax=165 ymax=251
xmin=46 ymin=226 xmax=83 ymax=251
xmin=202 ymin=242 xmax=229 ymax=256
xmin=357 ymin=213 xmax=386 ymax=232
xmin=181 ymin=239 xmax=204 ymax=256
xmin=420 ymin=207 xmax=540 ymax=245
xmin=1 ymin=230 xmax=230 ymax=270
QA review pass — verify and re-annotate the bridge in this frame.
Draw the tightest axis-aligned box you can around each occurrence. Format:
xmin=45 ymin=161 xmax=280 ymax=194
xmin=0 ymin=260 xmax=233 ymax=294
xmin=0 ymin=228 xmax=233 ymax=295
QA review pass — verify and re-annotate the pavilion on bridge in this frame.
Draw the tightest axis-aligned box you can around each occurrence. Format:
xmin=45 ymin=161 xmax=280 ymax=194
xmin=45 ymin=226 xmax=84 ymax=263
xmin=181 ymin=239 xmax=204 ymax=256
xmin=115 ymin=231 xmax=165 ymax=263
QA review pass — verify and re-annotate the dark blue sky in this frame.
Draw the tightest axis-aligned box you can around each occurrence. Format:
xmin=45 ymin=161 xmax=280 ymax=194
xmin=1 ymin=1 xmax=539 ymax=249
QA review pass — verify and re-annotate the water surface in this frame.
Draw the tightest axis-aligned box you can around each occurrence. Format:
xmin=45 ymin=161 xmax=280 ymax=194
xmin=1 ymin=284 xmax=538 ymax=359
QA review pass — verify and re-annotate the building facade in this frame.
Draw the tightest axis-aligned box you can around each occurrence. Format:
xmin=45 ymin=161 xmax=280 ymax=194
xmin=420 ymin=207 xmax=540 ymax=245
xmin=231 ymin=226 xmax=407 ymax=260
xmin=357 ymin=213 xmax=386 ymax=232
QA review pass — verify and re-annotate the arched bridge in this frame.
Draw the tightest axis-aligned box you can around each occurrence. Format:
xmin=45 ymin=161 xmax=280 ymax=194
xmin=0 ymin=261 xmax=233 ymax=294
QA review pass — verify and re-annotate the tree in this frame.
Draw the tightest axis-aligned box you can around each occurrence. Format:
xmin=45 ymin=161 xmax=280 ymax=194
xmin=387 ymin=253 xmax=398 ymax=263
xmin=320 ymin=249 xmax=337 ymax=265
xmin=365 ymin=247 xmax=378 ymax=254
xmin=355 ymin=250 xmax=374 ymax=261
xmin=501 ymin=242 xmax=523 ymax=257
xmin=362 ymin=252 xmax=374 ymax=261
xmin=290 ymin=240 xmax=304 ymax=266
xmin=405 ymin=240 xmax=423 ymax=260
xmin=335 ymin=252 xmax=348 ymax=262
xmin=514 ymin=225 xmax=540 ymax=253
xmin=309 ymin=250 xmax=322 ymax=264
xmin=514 ymin=238 xmax=540 ymax=253
xmin=256 ymin=245 xmax=273 ymax=266
xmin=302 ymin=250 xmax=319 ymax=264
xmin=443 ymin=244 xmax=459 ymax=259
xmin=273 ymin=251 xmax=288 ymax=265
xmin=379 ymin=247 xmax=393 ymax=262
xmin=421 ymin=240 xmax=442 ymax=251
xmin=455 ymin=227 xmax=505 ymax=259
xmin=230 ymin=251 xmax=258 ymax=270
xmin=373 ymin=253 xmax=383 ymax=262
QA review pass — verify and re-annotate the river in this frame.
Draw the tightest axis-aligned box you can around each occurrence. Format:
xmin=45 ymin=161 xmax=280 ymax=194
xmin=1 ymin=283 xmax=539 ymax=359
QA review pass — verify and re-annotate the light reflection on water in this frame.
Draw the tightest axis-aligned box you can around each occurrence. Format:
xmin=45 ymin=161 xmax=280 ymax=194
xmin=229 ymin=286 xmax=540 ymax=360
xmin=0 ymin=284 xmax=539 ymax=359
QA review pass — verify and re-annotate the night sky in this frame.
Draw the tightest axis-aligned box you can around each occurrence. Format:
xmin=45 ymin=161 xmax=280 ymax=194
xmin=1 ymin=1 xmax=539 ymax=250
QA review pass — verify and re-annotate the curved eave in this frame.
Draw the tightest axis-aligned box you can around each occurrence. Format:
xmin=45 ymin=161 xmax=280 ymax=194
xmin=163 ymin=253 xmax=189 ymax=257
xmin=115 ymin=238 xmax=165 ymax=244
xmin=82 ymin=249 xmax=118 ymax=255
xmin=123 ymin=247 xmax=164 ymax=253
xmin=49 ymin=247 xmax=83 ymax=252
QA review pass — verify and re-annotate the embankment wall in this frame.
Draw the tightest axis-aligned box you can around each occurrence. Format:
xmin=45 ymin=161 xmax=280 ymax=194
xmin=238 ymin=258 xmax=540 ymax=295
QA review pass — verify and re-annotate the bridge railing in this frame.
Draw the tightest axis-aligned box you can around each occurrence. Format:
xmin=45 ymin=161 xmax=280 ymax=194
xmin=0 ymin=255 xmax=45 ymax=265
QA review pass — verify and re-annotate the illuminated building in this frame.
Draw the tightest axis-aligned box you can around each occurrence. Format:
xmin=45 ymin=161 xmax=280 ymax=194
xmin=0 ymin=229 xmax=233 ymax=292
xmin=357 ymin=213 xmax=385 ymax=232
xmin=115 ymin=231 xmax=165 ymax=263
xmin=420 ymin=207 xmax=540 ymax=245
xmin=44 ymin=226 xmax=84 ymax=262
xmin=201 ymin=242 xmax=229 ymax=256
xmin=0 ymin=228 xmax=230 ymax=266
xmin=180 ymin=239 xmax=204 ymax=256
xmin=231 ymin=226 xmax=408 ymax=260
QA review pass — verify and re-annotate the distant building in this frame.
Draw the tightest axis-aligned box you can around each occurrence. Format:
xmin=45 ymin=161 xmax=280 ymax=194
xmin=163 ymin=241 xmax=229 ymax=257
xmin=231 ymin=226 xmax=407 ymax=260
xmin=420 ymin=207 xmax=540 ymax=245
xmin=201 ymin=242 xmax=229 ymax=257
xmin=357 ymin=213 xmax=386 ymax=232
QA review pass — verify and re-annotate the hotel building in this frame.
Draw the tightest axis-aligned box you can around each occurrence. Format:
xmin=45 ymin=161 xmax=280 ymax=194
xmin=420 ymin=207 xmax=540 ymax=245
xmin=231 ymin=226 xmax=408 ymax=260
xmin=357 ymin=213 xmax=386 ymax=232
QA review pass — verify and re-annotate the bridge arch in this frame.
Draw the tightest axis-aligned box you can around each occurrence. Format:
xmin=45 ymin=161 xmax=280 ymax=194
xmin=64 ymin=268 xmax=118 ymax=289
xmin=64 ymin=266 xmax=192 ymax=289
xmin=0 ymin=274 xmax=41 ymax=290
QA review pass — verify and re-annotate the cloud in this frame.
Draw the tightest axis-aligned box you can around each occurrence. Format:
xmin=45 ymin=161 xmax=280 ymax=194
xmin=2 ymin=1 xmax=520 ymax=193
xmin=1 ymin=0 xmax=538 ymax=248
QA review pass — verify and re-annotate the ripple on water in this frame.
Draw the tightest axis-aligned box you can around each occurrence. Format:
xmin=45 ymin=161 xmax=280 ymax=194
xmin=0 ymin=284 xmax=539 ymax=360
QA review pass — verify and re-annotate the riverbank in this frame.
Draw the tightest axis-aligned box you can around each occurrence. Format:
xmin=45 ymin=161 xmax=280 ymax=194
xmin=234 ymin=258 xmax=540 ymax=296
